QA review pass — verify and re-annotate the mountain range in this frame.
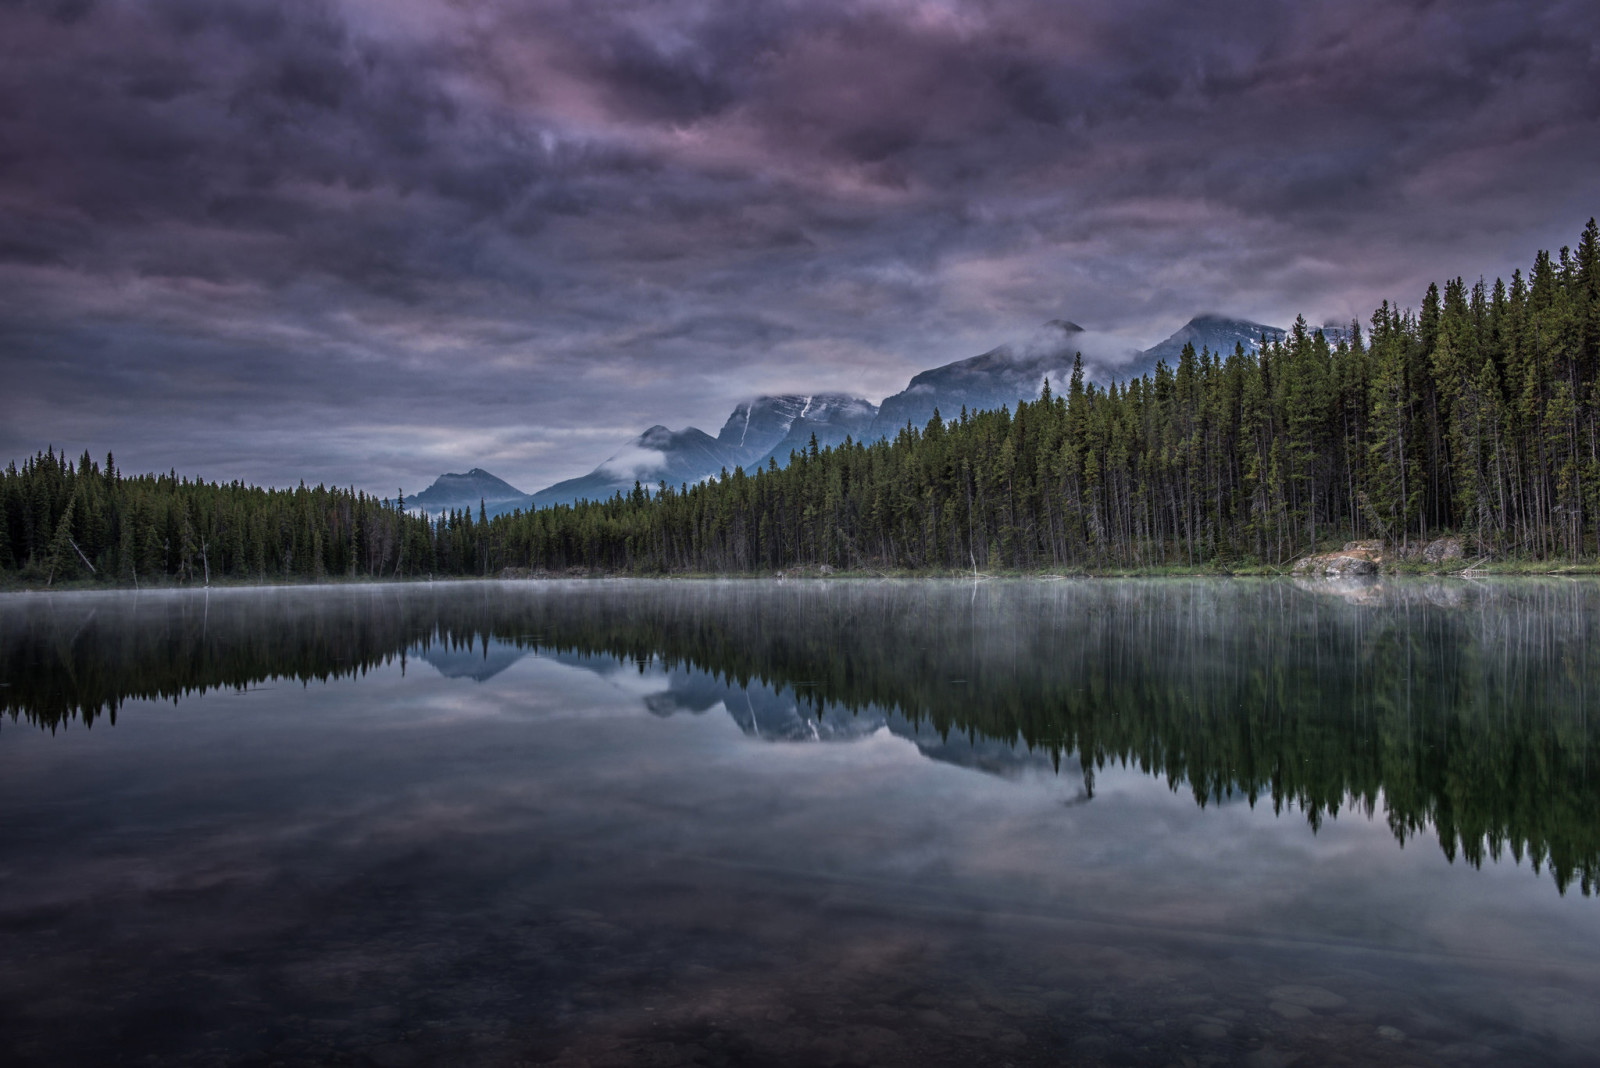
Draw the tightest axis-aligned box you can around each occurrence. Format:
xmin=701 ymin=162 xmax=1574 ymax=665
xmin=530 ymin=392 xmax=878 ymax=508
xmin=413 ymin=313 xmax=1290 ymax=515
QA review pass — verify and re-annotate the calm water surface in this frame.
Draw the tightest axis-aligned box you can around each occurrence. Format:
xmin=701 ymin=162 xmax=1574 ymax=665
xmin=2 ymin=578 xmax=1599 ymax=1067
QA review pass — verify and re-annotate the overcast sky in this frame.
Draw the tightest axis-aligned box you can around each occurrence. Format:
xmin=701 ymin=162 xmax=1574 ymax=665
xmin=2 ymin=0 xmax=1597 ymax=492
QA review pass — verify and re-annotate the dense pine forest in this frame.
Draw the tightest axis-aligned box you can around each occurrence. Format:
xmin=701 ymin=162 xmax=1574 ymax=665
xmin=3 ymin=220 xmax=1598 ymax=582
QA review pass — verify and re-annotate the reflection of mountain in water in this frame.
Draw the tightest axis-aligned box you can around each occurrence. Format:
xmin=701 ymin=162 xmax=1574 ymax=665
xmin=5 ymin=579 xmax=1599 ymax=894
xmin=906 ymin=720 xmax=1077 ymax=782
xmin=415 ymin=637 xmax=1063 ymax=781
xmin=420 ymin=637 xmax=531 ymax=682
xmin=410 ymin=639 xmax=1066 ymax=779
xmin=644 ymin=665 xmax=1065 ymax=779
xmin=647 ymin=666 xmax=879 ymax=741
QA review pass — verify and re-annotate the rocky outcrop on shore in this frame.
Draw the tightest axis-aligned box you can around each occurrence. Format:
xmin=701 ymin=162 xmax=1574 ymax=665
xmin=1294 ymin=537 xmax=1467 ymax=576
xmin=1293 ymin=541 xmax=1384 ymax=576
xmin=1416 ymin=536 xmax=1464 ymax=564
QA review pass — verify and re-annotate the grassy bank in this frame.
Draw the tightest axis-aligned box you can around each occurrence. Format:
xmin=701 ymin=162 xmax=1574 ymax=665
xmin=9 ymin=556 xmax=1600 ymax=592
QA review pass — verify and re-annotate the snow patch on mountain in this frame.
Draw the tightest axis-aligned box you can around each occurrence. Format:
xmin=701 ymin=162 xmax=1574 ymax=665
xmin=429 ymin=311 xmax=1330 ymax=512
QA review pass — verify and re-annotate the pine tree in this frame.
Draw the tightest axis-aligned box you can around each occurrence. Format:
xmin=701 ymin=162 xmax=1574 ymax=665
xmin=0 ymin=494 xmax=12 ymax=570
xmin=44 ymin=494 xmax=79 ymax=586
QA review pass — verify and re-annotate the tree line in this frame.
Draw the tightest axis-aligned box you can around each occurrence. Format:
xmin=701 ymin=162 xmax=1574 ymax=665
xmin=3 ymin=220 xmax=1598 ymax=581
xmin=0 ymin=454 xmax=444 ymax=585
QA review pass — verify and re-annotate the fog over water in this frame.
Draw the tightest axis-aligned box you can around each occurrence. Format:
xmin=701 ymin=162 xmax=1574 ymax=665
xmin=2 ymin=578 xmax=1599 ymax=1065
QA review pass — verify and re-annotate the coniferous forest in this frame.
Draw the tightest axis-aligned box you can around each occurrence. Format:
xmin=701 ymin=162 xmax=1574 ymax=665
xmin=4 ymin=221 xmax=1599 ymax=583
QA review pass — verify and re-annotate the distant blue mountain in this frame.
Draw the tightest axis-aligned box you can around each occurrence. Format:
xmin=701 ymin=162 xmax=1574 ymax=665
xmin=529 ymin=393 xmax=878 ymax=507
xmin=421 ymin=312 xmax=1308 ymax=511
xmin=1123 ymin=314 xmax=1286 ymax=379
xmin=530 ymin=424 xmax=728 ymax=508
xmin=1317 ymin=321 xmax=1358 ymax=346
xmin=410 ymin=467 xmax=530 ymax=518
xmin=870 ymin=320 xmax=1085 ymax=435
xmin=730 ymin=393 xmax=879 ymax=471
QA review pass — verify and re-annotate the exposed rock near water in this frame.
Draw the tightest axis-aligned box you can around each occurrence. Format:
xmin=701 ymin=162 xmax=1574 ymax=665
xmin=1293 ymin=540 xmax=1383 ymax=577
xmin=1422 ymin=535 xmax=1464 ymax=563
xmin=1294 ymin=537 xmax=1469 ymax=576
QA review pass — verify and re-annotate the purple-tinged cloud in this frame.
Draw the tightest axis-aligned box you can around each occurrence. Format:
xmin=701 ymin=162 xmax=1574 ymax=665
xmin=1 ymin=0 xmax=1596 ymax=491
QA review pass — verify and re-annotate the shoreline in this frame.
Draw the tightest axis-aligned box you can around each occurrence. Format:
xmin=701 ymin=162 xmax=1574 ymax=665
xmin=7 ymin=558 xmax=1600 ymax=593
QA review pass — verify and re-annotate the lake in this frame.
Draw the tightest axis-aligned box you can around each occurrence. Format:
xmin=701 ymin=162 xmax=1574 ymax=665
xmin=2 ymin=578 xmax=1598 ymax=1067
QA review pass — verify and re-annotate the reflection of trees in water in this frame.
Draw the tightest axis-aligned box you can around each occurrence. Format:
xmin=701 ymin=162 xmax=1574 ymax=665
xmin=3 ymin=579 xmax=1599 ymax=895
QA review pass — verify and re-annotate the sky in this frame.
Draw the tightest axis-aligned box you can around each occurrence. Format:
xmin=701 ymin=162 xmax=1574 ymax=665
xmin=2 ymin=0 xmax=1598 ymax=494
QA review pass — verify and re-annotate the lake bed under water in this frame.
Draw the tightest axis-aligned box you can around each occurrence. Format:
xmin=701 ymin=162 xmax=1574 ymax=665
xmin=1 ymin=578 xmax=1598 ymax=1066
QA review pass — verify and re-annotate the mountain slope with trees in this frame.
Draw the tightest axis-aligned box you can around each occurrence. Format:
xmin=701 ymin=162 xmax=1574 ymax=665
xmin=3 ymin=220 xmax=1596 ymax=582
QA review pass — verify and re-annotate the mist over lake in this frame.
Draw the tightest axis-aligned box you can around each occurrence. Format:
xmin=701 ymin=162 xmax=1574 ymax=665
xmin=7 ymin=0 xmax=1600 ymax=1062
xmin=3 ymin=578 xmax=1599 ymax=1066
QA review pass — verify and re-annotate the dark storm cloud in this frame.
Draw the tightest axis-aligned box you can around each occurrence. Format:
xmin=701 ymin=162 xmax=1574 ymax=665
xmin=2 ymin=0 xmax=1597 ymax=491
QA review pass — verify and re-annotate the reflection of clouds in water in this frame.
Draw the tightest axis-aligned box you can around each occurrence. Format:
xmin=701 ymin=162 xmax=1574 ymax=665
xmin=6 ymin=617 xmax=1600 ymax=1064
xmin=418 ymin=635 xmax=1075 ymax=783
xmin=10 ymin=575 xmax=1600 ymax=902
xmin=580 ymin=656 xmax=1078 ymax=782
xmin=415 ymin=639 xmax=691 ymax=722
xmin=7 ymin=577 xmax=1600 ymax=1024
xmin=11 ymin=674 xmax=1583 ymax=958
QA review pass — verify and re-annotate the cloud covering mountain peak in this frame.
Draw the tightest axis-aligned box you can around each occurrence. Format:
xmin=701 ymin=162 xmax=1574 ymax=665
xmin=4 ymin=0 xmax=1595 ymax=491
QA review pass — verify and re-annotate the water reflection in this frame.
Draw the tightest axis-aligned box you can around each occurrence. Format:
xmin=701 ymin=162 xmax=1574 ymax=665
xmin=4 ymin=579 xmax=1600 ymax=1067
xmin=637 ymin=661 xmax=1068 ymax=780
xmin=4 ymin=577 xmax=1599 ymax=895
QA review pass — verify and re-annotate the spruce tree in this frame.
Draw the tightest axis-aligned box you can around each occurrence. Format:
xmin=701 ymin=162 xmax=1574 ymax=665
xmin=44 ymin=494 xmax=79 ymax=585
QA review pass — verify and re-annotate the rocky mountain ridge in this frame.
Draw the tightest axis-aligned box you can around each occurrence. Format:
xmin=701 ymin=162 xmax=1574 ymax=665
xmin=413 ymin=314 xmax=1296 ymax=514
xmin=409 ymin=468 xmax=528 ymax=517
